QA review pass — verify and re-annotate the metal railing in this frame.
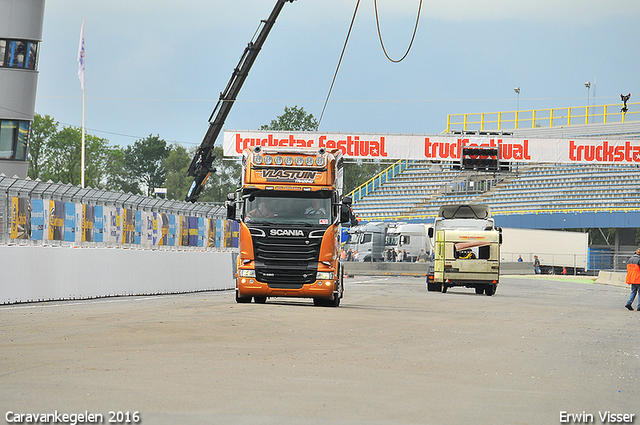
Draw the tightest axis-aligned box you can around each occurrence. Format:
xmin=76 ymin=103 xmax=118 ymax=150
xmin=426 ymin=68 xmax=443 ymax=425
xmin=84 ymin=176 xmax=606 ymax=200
xmin=347 ymin=159 xmax=414 ymax=203
xmin=0 ymin=174 xmax=236 ymax=249
xmin=445 ymin=102 xmax=640 ymax=133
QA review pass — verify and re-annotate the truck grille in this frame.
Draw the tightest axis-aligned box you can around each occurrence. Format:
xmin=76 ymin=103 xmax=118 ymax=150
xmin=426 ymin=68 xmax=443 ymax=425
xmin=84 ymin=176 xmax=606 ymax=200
xmin=253 ymin=234 xmax=322 ymax=286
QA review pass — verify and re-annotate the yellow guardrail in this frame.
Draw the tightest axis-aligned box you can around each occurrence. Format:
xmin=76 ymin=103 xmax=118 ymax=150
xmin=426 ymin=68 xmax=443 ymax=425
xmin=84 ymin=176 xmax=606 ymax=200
xmin=445 ymin=102 xmax=640 ymax=133
xmin=346 ymin=159 xmax=412 ymax=203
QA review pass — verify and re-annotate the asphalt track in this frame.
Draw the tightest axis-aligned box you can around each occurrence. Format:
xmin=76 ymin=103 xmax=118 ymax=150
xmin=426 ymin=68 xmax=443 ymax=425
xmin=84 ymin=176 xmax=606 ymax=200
xmin=1 ymin=276 xmax=639 ymax=425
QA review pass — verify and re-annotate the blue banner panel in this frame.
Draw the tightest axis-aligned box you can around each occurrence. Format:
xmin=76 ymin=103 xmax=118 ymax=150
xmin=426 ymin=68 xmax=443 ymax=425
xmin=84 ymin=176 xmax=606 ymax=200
xmin=135 ymin=210 xmax=142 ymax=245
xmin=232 ymin=220 xmax=239 ymax=248
xmin=94 ymin=206 xmax=104 ymax=242
xmin=197 ymin=217 xmax=205 ymax=247
xmin=188 ymin=216 xmax=198 ymax=246
xmin=168 ymin=214 xmax=176 ymax=246
xmin=31 ymin=199 xmax=44 ymax=240
xmin=216 ymin=219 xmax=222 ymax=248
xmin=64 ymin=202 xmax=76 ymax=242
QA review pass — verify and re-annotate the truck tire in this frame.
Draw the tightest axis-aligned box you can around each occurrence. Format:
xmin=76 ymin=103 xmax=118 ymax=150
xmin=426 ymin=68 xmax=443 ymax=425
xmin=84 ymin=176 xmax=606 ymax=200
xmin=475 ymin=286 xmax=484 ymax=295
xmin=313 ymin=297 xmax=340 ymax=307
xmin=254 ymin=296 xmax=267 ymax=304
xmin=441 ymin=283 xmax=448 ymax=293
xmin=235 ymin=291 xmax=252 ymax=303
xmin=485 ymin=285 xmax=497 ymax=296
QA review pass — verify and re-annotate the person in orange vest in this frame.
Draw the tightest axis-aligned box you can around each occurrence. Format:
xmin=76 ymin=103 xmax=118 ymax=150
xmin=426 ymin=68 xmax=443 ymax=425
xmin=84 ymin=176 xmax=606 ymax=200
xmin=625 ymin=248 xmax=640 ymax=311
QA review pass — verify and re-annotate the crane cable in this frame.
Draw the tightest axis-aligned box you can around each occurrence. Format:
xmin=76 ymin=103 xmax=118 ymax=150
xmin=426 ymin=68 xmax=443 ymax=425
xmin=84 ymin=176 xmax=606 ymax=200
xmin=317 ymin=0 xmax=422 ymax=129
xmin=375 ymin=0 xmax=423 ymax=63
xmin=317 ymin=0 xmax=361 ymax=130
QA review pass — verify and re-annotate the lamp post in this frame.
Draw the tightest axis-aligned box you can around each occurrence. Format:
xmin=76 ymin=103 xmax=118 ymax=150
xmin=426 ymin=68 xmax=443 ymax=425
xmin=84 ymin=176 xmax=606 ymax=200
xmin=514 ymin=87 xmax=520 ymax=129
xmin=585 ymin=82 xmax=591 ymax=124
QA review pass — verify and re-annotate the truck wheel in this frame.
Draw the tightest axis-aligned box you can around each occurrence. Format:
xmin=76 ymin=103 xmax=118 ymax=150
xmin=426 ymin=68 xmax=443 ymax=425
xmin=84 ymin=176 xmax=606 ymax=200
xmin=441 ymin=283 xmax=448 ymax=293
xmin=235 ymin=291 xmax=252 ymax=303
xmin=475 ymin=286 xmax=484 ymax=295
xmin=254 ymin=296 xmax=267 ymax=304
xmin=485 ymin=285 xmax=496 ymax=296
xmin=314 ymin=294 xmax=340 ymax=307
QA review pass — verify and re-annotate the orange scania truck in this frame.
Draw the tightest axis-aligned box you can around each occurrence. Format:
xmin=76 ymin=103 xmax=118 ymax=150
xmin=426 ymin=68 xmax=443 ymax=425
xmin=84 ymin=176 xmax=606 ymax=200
xmin=226 ymin=145 xmax=353 ymax=307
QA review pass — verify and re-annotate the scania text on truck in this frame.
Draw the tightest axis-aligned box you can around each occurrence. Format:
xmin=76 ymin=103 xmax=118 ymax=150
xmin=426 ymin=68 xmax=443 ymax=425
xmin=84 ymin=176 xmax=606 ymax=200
xmin=427 ymin=204 xmax=501 ymax=296
xmin=226 ymin=146 xmax=353 ymax=306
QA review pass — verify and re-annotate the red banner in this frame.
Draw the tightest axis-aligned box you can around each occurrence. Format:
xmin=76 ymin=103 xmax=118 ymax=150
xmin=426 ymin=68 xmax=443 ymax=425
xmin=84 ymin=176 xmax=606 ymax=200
xmin=224 ymin=131 xmax=640 ymax=164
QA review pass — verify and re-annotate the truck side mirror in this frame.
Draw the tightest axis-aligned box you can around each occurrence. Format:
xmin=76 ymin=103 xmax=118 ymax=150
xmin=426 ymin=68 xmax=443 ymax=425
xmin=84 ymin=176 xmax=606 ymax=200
xmin=226 ymin=193 xmax=237 ymax=221
xmin=340 ymin=204 xmax=351 ymax=224
xmin=428 ymin=227 xmax=434 ymax=238
xmin=339 ymin=196 xmax=354 ymax=224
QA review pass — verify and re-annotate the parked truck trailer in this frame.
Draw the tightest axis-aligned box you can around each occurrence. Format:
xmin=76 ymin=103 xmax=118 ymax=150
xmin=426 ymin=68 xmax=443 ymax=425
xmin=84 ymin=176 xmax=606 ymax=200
xmin=500 ymin=228 xmax=588 ymax=274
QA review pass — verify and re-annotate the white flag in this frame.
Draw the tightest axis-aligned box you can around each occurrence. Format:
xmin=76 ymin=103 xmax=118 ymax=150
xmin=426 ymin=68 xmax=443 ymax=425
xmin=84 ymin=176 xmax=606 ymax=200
xmin=77 ymin=17 xmax=85 ymax=90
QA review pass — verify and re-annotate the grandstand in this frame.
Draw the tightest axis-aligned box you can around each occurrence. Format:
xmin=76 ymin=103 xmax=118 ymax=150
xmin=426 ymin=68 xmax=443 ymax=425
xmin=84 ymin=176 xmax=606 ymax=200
xmin=347 ymin=101 xmax=640 ymax=269
xmin=351 ymin=161 xmax=640 ymax=220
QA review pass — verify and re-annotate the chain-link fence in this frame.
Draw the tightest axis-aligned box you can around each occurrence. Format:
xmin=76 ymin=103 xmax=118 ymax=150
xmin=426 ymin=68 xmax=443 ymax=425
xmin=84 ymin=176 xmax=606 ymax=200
xmin=0 ymin=174 xmax=238 ymax=250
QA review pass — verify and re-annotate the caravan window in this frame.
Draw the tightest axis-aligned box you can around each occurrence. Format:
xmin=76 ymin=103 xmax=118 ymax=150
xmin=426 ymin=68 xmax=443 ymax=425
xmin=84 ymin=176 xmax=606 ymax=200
xmin=454 ymin=244 xmax=491 ymax=260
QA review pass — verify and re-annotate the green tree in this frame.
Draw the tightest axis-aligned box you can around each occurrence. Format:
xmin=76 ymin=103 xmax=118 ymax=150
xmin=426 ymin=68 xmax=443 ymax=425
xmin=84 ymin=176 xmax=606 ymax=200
xmin=163 ymin=143 xmax=193 ymax=201
xmin=260 ymin=105 xmax=318 ymax=131
xmin=28 ymin=114 xmax=58 ymax=180
xmin=123 ymin=135 xmax=170 ymax=196
xmin=39 ymin=125 xmax=110 ymax=187
xmin=104 ymin=146 xmax=141 ymax=194
xmin=343 ymin=159 xmax=387 ymax=194
xmin=203 ymin=145 xmax=241 ymax=202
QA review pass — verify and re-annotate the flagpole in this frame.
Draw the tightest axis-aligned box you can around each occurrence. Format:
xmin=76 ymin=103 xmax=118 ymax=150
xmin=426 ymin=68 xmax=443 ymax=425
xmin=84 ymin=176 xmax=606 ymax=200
xmin=78 ymin=16 xmax=86 ymax=188
xmin=81 ymin=68 xmax=85 ymax=188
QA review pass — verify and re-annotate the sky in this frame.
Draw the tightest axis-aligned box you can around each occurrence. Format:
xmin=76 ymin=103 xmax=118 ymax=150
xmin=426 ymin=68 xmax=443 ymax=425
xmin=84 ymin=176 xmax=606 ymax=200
xmin=34 ymin=0 xmax=640 ymax=152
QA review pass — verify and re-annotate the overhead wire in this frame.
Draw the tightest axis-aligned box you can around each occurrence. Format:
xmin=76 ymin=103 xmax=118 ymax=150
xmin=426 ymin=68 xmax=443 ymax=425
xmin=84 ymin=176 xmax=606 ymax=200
xmin=317 ymin=0 xmax=423 ymax=130
xmin=316 ymin=0 xmax=361 ymax=131
xmin=374 ymin=0 xmax=423 ymax=63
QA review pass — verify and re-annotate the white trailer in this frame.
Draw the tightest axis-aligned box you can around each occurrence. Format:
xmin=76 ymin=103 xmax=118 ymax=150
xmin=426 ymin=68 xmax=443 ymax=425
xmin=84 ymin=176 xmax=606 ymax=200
xmin=500 ymin=228 xmax=588 ymax=274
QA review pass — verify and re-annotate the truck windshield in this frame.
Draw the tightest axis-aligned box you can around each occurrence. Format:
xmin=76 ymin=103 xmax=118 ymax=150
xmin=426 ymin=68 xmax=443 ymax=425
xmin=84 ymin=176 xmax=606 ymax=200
xmin=243 ymin=192 xmax=332 ymax=225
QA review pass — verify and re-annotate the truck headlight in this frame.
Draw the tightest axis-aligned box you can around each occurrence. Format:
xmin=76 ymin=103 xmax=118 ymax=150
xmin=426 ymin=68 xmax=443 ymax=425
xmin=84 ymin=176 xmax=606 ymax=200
xmin=238 ymin=269 xmax=256 ymax=278
xmin=316 ymin=272 xmax=333 ymax=280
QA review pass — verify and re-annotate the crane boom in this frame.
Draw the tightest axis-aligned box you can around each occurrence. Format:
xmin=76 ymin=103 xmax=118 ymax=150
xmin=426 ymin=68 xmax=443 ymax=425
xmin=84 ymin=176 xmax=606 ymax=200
xmin=185 ymin=0 xmax=295 ymax=202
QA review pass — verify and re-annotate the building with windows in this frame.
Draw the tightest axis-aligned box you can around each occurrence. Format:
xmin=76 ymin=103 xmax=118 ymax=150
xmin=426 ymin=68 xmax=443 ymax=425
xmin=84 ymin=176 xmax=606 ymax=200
xmin=0 ymin=0 xmax=45 ymax=178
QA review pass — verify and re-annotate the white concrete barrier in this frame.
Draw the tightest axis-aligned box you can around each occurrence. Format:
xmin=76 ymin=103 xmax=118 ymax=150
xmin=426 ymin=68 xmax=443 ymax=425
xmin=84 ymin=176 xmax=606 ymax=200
xmin=595 ymin=270 xmax=628 ymax=288
xmin=0 ymin=246 xmax=235 ymax=304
